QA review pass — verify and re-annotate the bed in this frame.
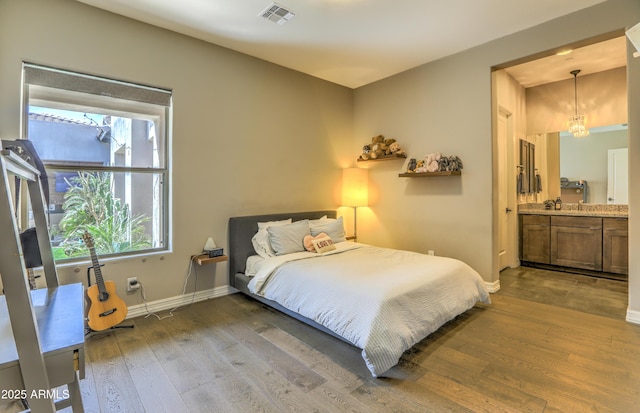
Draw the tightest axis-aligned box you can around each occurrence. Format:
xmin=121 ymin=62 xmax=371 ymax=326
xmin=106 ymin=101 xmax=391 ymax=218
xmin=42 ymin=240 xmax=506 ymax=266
xmin=228 ymin=210 xmax=490 ymax=377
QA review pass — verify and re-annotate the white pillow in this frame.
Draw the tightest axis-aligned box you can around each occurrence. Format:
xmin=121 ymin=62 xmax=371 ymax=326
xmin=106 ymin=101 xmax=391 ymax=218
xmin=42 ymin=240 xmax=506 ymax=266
xmin=310 ymin=216 xmax=346 ymax=243
xmin=308 ymin=215 xmax=328 ymax=226
xmin=267 ymin=220 xmax=310 ymax=256
xmin=251 ymin=219 xmax=292 ymax=258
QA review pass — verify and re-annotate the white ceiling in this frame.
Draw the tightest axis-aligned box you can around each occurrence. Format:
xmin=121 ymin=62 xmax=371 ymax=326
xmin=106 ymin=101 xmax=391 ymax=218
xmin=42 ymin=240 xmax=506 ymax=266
xmin=76 ymin=0 xmax=608 ymax=89
xmin=504 ymin=36 xmax=627 ymax=88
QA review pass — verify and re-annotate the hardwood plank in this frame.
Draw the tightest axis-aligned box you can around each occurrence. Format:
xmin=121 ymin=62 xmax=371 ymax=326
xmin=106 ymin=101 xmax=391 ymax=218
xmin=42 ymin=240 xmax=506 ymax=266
xmin=257 ymin=323 xmax=366 ymax=392
xmin=418 ymin=370 xmax=526 ymax=413
xmin=352 ymin=379 xmax=473 ymax=413
xmin=112 ymin=321 xmax=157 ymax=369
xmin=218 ymin=335 xmax=328 ymax=412
xmin=181 ymin=381 xmax=239 ymax=413
xmin=483 ymin=362 xmax=624 ymax=413
xmin=84 ymin=333 xmax=146 ymax=413
xmin=226 ymin=294 xmax=373 ymax=378
xmin=128 ymin=361 xmax=189 ymax=412
xmin=75 ymin=352 xmax=101 ymax=413
xmin=133 ymin=315 xmax=212 ymax=393
xmin=218 ymin=316 xmax=327 ymax=391
xmin=462 ymin=330 xmax=637 ymax=412
xmin=41 ymin=265 xmax=640 ymax=413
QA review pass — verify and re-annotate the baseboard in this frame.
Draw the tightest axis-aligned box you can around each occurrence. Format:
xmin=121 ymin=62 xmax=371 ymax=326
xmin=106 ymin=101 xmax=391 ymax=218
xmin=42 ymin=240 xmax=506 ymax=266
xmin=626 ymin=308 xmax=640 ymax=325
xmin=485 ymin=279 xmax=500 ymax=293
xmin=126 ymin=285 xmax=235 ymax=319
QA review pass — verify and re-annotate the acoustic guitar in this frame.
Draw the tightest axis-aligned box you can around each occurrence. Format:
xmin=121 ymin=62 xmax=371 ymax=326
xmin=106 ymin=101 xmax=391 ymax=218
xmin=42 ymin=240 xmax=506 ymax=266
xmin=82 ymin=231 xmax=128 ymax=331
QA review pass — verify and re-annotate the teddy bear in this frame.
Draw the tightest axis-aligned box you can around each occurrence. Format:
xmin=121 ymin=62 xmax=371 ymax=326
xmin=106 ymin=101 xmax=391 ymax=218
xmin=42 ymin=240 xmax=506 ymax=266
xmin=383 ymin=138 xmax=396 ymax=155
xmin=358 ymin=145 xmax=371 ymax=161
xmin=368 ymin=135 xmax=386 ymax=159
xmin=371 ymin=135 xmax=384 ymax=144
xmin=389 ymin=142 xmax=406 ymax=157
xmin=414 ymin=159 xmax=428 ymax=173
xmin=425 ymin=152 xmax=441 ymax=172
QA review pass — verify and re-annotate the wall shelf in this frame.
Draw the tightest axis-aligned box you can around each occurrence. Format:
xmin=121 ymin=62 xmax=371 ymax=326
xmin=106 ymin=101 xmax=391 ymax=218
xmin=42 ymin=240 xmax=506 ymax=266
xmin=358 ymin=154 xmax=407 ymax=162
xmin=192 ymin=254 xmax=228 ymax=265
xmin=399 ymin=171 xmax=462 ymax=177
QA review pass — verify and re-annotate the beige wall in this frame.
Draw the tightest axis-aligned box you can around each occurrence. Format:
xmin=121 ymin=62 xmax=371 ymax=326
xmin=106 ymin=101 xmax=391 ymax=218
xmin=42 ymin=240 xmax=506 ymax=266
xmin=354 ymin=0 xmax=640 ymax=309
xmin=0 ymin=0 xmax=353 ymax=304
xmin=1 ymin=0 xmax=640 ymax=321
xmin=527 ymin=67 xmax=627 ymax=135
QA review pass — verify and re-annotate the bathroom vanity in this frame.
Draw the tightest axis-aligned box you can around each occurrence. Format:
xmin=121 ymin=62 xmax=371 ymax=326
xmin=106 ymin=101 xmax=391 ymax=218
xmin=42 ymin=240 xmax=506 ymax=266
xmin=519 ymin=204 xmax=628 ymax=277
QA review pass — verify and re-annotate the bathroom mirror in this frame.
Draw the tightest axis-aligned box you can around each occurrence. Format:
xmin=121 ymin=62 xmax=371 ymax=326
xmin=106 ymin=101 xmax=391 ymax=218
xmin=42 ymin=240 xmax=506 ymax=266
xmin=531 ymin=124 xmax=628 ymax=204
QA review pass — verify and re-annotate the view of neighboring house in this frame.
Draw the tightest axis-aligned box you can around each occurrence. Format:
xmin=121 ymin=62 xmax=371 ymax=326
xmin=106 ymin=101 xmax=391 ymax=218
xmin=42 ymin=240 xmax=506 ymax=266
xmin=28 ymin=110 xmax=163 ymax=257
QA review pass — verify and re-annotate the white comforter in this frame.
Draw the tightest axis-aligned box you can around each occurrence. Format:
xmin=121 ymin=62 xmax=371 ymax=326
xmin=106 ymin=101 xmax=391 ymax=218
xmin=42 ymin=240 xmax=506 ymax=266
xmin=248 ymin=242 xmax=490 ymax=377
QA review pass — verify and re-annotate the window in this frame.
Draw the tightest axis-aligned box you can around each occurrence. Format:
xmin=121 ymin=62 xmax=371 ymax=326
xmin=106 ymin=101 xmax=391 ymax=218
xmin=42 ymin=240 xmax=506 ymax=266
xmin=23 ymin=64 xmax=171 ymax=261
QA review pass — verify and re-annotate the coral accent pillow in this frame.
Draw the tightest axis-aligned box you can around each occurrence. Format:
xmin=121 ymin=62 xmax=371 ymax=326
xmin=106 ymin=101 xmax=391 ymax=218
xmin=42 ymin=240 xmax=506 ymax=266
xmin=303 ymin=233 xmax=336 ymax=253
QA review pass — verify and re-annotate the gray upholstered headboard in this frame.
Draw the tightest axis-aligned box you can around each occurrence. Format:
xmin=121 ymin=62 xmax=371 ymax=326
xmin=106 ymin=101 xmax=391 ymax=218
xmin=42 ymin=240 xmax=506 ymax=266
xmin=227 ymin=210 xmax=336 ymax=287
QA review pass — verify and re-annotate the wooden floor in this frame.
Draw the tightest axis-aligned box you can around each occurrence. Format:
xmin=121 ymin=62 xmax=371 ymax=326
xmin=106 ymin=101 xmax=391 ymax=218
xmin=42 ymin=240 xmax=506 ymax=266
xmin=3 ymin=266 xmax=639 ymax=413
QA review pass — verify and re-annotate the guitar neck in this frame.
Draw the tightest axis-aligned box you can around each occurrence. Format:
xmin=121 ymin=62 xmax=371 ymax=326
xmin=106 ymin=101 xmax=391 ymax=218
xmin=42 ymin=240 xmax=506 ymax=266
xmin=87 ymin=245 xmax=106 ymax=290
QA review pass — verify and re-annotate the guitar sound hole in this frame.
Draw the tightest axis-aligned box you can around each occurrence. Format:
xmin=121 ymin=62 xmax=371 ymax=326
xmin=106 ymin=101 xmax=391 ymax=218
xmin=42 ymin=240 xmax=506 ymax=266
xmin=99 ymin=292 xmax=110 ymax=302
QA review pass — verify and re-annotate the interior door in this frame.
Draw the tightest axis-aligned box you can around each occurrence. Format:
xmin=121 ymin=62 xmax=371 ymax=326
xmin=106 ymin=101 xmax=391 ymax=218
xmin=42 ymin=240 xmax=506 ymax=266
xmin=498 ymin=108 xmax=514 ymax=270
xmin=607 ymin=148 xmax=628 ymax=204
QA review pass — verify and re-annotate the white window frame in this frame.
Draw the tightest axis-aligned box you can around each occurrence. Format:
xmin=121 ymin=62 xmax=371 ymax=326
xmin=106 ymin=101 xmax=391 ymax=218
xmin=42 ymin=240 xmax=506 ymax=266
xmin=22 ymin=63 xmax=171 ymax=261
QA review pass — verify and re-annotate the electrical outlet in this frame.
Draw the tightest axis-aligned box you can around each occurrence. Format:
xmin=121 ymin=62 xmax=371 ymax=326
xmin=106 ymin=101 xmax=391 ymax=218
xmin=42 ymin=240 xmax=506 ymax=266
xmin=428 ymin=250 xmax=435 ymax=256
xmin=127 ymin=277 xmax=140 ymax=292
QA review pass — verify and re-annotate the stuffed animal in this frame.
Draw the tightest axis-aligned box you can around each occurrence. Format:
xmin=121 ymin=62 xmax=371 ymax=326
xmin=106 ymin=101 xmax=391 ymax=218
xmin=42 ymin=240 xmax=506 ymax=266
xmin=446 ymin=155 xmax=463 ymax=171
xmin=371 ymin=135 xmax=384 ymax=144
xmin=407 ymin=158 xmax=417 ymax=172
xmin=414 ymin=159 xmax=427 ymax=173
xmin=425 ymin=152 xmax=441 ymax=172
xmin=369 ymin=135 xmax=385 ymax=159
xmin=383 ymin=138 xmax=397 ymax=154
xmin=357 ymin=135 xmax=408 ymax=161
xmin=370 ymin=145 xmax=383 ymax=159
xmin=437 ymin=156 xmax=449 ymax=171
xmin=389 ymin=142 xmax=406 ymax=157
xmin=358 ymin=145 xmax=371 ymax=161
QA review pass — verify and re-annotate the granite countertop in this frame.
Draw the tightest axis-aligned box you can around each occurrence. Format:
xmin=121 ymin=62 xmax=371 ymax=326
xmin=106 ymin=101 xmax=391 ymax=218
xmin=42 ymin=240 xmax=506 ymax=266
xmin=518 ymin=203 xmax=628 ymax=218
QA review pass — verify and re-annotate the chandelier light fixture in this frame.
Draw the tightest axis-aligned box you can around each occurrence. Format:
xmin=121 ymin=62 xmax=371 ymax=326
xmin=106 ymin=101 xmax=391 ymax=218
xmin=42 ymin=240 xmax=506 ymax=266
xmin=568 ymin=69 xmax=589 ymax=138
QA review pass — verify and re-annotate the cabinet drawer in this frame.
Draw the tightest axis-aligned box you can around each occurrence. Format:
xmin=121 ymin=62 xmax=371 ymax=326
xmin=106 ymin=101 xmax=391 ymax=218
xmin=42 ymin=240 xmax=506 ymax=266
xmin=521 ymin=215 xmax=550 ymax=226
xmin=603 ymin=218 xmax=628 ymax=232
xmin=551 ymin=216 xmax=601 ymax=229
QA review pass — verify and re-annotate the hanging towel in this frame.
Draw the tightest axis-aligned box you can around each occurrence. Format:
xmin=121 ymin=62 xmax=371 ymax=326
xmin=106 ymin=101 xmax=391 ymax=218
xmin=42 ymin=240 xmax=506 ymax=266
xmin=535 ymin=173 xmax=542 ymax=193
xmin=517 ymin=171 xmax=525 ymax=194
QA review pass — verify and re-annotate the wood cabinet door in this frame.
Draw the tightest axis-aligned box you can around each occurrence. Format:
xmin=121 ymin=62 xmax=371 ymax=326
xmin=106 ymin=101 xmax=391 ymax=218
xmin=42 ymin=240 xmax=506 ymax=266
xmin=520 ymin=215 xmax=550 ymax=264
xmin=550 ymin=217 xmax=602 ymax=271
xmin=603 ymin=218 xmax=628 ymax=274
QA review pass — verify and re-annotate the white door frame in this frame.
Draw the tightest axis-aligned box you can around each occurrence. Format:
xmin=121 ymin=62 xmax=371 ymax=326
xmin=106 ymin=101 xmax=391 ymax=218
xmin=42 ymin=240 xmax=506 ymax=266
xmin=497 ymin=106 xmax=518 ymax=270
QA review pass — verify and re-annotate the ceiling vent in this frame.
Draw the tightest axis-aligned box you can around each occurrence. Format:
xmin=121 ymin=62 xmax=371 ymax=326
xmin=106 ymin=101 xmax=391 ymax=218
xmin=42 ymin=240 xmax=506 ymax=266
xmin=260 ymin=2 xmax=295 ymax=25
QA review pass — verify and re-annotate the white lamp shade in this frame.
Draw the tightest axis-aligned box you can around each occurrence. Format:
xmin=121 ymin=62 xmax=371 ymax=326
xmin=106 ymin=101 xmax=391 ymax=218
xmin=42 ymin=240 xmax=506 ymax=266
xmin=342 ymin=168 xmax=368 ymax=207
xmin=204 ymin=237 xmax=216 ymax=251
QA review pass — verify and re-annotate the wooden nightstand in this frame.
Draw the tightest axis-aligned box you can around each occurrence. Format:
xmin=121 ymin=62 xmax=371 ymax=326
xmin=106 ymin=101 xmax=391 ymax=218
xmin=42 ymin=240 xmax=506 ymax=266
xmin=191 ymin=254 xmax=228 ymax=265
